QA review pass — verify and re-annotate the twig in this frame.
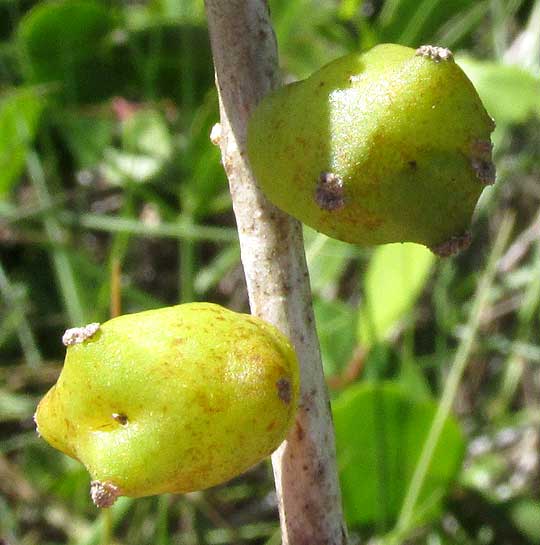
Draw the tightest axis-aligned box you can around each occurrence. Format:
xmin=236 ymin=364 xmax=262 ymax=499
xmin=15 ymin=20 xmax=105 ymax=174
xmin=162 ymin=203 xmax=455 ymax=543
xmin=204 ymin=2 xmax=347 ymax=544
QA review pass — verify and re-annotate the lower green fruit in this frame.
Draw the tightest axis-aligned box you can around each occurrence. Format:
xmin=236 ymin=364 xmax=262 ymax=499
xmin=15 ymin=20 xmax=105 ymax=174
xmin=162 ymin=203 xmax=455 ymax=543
xmin=247 ymin=44 xmax=495 ymax=255
xmin=35 ymin=303 xmax=299 ymax=505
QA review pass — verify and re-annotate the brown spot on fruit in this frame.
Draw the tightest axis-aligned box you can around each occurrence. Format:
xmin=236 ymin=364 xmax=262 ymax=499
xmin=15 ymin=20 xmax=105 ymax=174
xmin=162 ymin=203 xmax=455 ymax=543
xmin=315 ymin=172 xmax=345 ymax=211
xmin=431 ymin=232 xmax=471 ymax=257
xmin=112 ymin=413 xmax=128 ymax=426
xmin=470 ymin=139 xmax=496 ymax=185
xmin=276 ymin=377 xmax=292 ymax=404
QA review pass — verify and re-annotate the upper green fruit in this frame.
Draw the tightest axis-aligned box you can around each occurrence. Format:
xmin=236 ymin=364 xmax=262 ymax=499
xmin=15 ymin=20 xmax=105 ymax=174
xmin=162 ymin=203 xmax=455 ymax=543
xmin=247 ymin=44 xmax=495 ymax=255
xmin=35 ymin=303 xmax=299 ymax=505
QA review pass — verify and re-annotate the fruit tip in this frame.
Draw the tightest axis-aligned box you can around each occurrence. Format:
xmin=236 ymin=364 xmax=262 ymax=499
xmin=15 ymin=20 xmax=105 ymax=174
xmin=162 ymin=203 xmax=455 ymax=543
xmin=62 ymin=323 xmax=101 ymax=347
xmin=90 ymin=480 xmax=121 ymax=508
xmin=416 ymin=45 xmax=453 ymax=62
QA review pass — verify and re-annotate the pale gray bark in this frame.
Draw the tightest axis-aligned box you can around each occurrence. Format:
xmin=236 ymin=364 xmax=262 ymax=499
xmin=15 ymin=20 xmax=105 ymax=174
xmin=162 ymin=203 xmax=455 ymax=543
xmin=204 ymin=2 xmax=348 ymax=544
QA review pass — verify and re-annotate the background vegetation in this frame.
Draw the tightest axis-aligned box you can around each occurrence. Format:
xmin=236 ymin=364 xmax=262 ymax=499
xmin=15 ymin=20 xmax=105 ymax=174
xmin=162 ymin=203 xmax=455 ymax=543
xmin=1 ymin=0 xmax=540 ymax=543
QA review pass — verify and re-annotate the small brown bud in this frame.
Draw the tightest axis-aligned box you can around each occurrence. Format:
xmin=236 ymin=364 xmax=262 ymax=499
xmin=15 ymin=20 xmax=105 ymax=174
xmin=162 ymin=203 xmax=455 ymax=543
xmin=90 ymin=480 xmax=120 ymax=508
xmin=431 ymin=232 xmax=471 ymax=257
xmin=315 ymin=172 xmax=345 ymax=211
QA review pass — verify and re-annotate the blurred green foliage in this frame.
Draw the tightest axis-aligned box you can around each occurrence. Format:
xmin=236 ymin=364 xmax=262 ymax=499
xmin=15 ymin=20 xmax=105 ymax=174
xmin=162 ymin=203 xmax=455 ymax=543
xmin=1 ymin=1 xmax=540 ymax=544
xmin=0 ymin=87 xmax=44 ymax=195
xmin=334 ymin=381 xmax=465 ymax=529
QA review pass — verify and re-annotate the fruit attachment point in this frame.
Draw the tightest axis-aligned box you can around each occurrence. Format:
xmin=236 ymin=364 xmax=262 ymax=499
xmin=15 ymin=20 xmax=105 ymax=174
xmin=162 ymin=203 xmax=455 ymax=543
xmin=415 ymin=45 xmax=453 ymax=62
xmin=62 ymin=323 xmax=100 ymax=346
xmin=315 ymin=172 xmax=345 ymax=211
xmin=90 ymin=480 xmax=120 ymax=508
xmin=431 ymin=232 xmax=472 ymax=257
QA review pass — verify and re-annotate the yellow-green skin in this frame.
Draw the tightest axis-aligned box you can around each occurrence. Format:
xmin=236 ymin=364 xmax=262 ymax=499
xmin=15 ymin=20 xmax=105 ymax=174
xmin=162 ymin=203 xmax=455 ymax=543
xmin=247 ymin=44 xmax=495 ymax=250
xmin=35 ymin=303 xmax=299 ymax=499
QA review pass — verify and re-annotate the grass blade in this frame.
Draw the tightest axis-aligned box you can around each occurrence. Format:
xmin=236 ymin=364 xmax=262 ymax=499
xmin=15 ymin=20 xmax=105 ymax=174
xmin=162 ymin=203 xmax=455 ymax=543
xmin=393 ymin=213 xmax=515 ymax=540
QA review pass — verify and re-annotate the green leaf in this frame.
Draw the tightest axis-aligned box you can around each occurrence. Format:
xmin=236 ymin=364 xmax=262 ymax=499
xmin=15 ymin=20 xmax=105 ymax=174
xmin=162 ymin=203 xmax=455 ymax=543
xmin=56 ymin=112 xmax=114 ymax=169
xmin=358 ymin=243 xmax=435 ymax=347
xmin=338 ymin=0 xmax=364 ymax=20
xmin=510 ymin=499 xmax=540 ymax=542
xmin=0 ymin=87 xmax=45 ymax=197
xmin=124 ymin=22 xmax=214 ymax=104
xmin=314 ymin=298 xmax=357 ymax=378
xmin=333 ymin=381 xmax=465 ymax=528
xmin=101 ymin=109 xmax=173 ymax=185
xmin=305 ymin=227 xmax=355 ymax=297
xmin=147 ymin=0 xmax=205 ymax=22
xmin=17 ymin=1 xmax=117 ymax=103
xmin=457 ymin=56 xmax=540 ymax=125
xmin=0 ymin=390 xmax=36 ymax=422
xmin=102 ymin=149 xmax=164 ymax=185
xmin=377 ymin=0 xmax=473 ymax=45
xmin=122 ymin=109 xmax=173 ymax=161
xmin=272 ymin=0 xmax=351 ymax=79
xmin=398 ymin=357 xmax=432 ymax=402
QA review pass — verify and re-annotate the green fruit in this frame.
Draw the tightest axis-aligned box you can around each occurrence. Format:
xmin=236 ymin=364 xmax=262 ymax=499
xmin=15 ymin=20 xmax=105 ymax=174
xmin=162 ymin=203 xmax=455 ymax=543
xmin=247 ymin=44 xmax=495 ymax=255
xmin=35 ymin=303 xmax=299 ymax=506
